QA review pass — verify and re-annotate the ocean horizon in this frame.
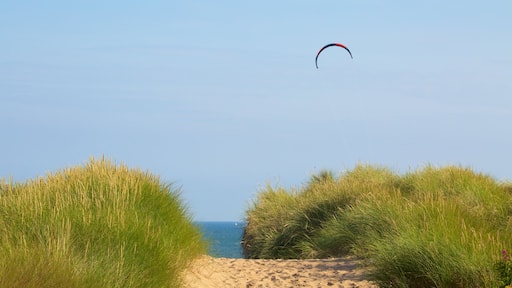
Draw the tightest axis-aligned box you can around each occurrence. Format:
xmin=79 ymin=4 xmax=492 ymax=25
xmin=195 ymin=221 xmax=245 ymax=258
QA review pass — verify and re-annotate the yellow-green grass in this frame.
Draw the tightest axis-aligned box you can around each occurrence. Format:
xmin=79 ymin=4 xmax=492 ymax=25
xmin=243 ymin=165 xmax=512 ymax=287
xmin=0 ymin=157 xmax=205 ymax=288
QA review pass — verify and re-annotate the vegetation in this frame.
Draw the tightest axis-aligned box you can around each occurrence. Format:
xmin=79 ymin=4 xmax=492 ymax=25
xmin=0 ymin=157 xmax=206 ymax=288
xmin=243 ymin=164 xmax=512 ymax=287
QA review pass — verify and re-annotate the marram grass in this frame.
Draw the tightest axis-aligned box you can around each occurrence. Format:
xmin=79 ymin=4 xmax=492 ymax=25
xmin=0 ymin=157 xmax=205 ymax=288
xmin=243 ymin=164 xmax=512 ymax=287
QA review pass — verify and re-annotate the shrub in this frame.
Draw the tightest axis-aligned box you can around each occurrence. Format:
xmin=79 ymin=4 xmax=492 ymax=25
xmin=495 ymin=250 xmax=512 ymax=288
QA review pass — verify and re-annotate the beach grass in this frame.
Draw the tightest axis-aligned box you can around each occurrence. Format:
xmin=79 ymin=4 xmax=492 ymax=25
xmin=0 ymin=157 xmax=206 ymax=288
xmin=243 ymin=164 xmax=512 ymax=287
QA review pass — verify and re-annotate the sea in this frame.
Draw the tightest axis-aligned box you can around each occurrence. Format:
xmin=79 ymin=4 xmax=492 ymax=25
xmin=195 ymin=221 xmax=245 ymax=258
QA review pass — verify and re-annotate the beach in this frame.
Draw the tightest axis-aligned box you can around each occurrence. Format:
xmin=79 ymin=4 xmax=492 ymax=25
xmin=183 ymin=255 xmax=378 ymax=288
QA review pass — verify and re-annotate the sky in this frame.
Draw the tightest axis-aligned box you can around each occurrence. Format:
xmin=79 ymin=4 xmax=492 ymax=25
xmin=1 ymin=1 xmax=511 ymax=221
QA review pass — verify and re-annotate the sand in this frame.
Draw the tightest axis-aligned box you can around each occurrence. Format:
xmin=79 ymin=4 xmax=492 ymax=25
xmin=183 ymin=255 xmax=378 ymax=288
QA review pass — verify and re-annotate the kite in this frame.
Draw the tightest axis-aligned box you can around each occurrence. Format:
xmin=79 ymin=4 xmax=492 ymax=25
xmin=315 ymin=43 xmax=353 ymax=69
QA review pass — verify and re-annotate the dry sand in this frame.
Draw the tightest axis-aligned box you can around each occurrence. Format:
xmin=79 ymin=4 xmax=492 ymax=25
xmin=183 ymin=255 xmax=378 ymax=288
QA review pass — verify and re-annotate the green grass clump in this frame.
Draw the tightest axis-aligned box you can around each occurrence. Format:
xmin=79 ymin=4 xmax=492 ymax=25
xmin=243 ymin=164 xmax=512 ymax=287
xmin=0 ymin=157 xmax=206 ymax=288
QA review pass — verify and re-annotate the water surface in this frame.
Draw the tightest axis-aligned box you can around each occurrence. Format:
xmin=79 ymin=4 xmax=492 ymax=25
xmin=196 ymin=221 xmax=245 ymax=258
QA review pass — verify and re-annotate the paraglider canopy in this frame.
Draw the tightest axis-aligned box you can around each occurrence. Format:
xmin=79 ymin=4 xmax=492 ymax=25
xmin=315 ymin=43 xmax=353 ymax=69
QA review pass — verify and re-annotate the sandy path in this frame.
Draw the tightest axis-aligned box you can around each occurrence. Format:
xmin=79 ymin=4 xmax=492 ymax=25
xmin=183 ymin=255 xmax=378 ymax=288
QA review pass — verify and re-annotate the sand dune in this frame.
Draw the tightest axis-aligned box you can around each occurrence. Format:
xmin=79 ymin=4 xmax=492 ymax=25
xmin=183 ymin=255 xmax=378 ymax=288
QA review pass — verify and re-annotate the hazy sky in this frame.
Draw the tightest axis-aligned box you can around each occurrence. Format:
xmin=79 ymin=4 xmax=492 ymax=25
xmin=2 ymin=1 xmax=511 ymax=221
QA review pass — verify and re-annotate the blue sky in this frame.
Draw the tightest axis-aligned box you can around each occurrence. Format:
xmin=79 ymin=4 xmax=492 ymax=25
xmin=1 ymin=1 xmax=511 ymax=221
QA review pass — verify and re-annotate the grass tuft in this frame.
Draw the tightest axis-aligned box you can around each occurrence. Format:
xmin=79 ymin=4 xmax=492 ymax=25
xmin=0 ymin=157 xmax=205 ymax=288
xmin=243 ymin=164 xmax=512 ymax=287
